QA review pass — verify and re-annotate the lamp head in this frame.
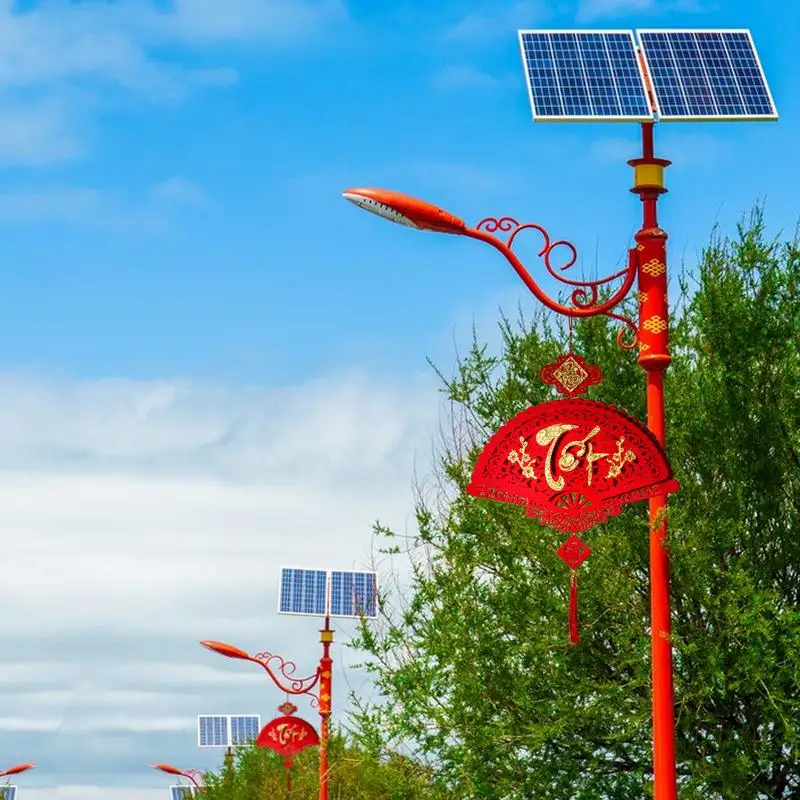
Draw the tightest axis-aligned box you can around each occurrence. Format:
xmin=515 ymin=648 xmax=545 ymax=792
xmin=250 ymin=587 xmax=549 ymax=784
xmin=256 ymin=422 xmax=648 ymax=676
xmin=342 ymin=188 xmax=466 ymax=234
xmin=0 ymin=764 xmax=36 ymax=777
xmin=152 ymin=763 xmax=183 ymax=776
xmin=199 ymin=640 xmax=251 ymax=660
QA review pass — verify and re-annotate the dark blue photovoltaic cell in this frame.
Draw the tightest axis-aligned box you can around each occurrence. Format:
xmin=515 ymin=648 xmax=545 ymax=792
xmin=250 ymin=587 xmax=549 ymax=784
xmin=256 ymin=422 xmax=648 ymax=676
xmin=519 ymin=31 xmax=652 ymax=120
xmin=198 ymin=715 xmax=229 ymax=747
xmin=171 ymin=787 xmax=196 ymax=800
xmin=279 ymin=568 xmax=328 ymax=615
xmin=638 ymin=30 xmax=777 ymax=119
xmin=230 ymin=715 xmax=260 ymax=745
xmin=330 ymin=571 xmax=378 ymax=618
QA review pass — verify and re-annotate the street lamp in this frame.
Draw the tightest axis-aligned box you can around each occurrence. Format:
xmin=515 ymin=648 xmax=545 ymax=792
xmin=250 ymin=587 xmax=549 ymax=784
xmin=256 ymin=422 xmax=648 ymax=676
xmin=200 ymin=635 xmax=331 ymax=800
xmin=343 ymin=120 xmax=678 ymax=796
xmin=151 ymin=763 xmax=203 ymax=790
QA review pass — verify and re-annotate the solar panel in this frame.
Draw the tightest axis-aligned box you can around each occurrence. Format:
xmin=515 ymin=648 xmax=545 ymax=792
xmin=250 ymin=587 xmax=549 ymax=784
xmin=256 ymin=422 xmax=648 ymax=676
xmin=230 ymin=714 xmax=261 ymax=745
xmin=330 ymin=570 xmax=379 ymax=619
xmin=170 ymin=788 xmax=196 ymax=800
xmin=197 ymin=714 xmax=229 ymax=747
xmin=638 ymin=29 xmax=778 ymax=121
xmin=0 ymin=787 xmax=17 ymax=800
xmin=279 ymin=567 xmax=379 ymax=618
xmin=518 ymin=30 xmax=653 ymax=122
xmin=279 ymin=567 xmax=328 ymax=616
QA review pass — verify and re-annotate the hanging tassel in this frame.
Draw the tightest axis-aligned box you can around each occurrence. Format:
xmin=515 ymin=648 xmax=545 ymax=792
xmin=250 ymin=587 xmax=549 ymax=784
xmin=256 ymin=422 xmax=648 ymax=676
xmin=284 ymin=758 xmax=293 ymax=797
xmin=569 ymin=570 xmax=580 ymax=644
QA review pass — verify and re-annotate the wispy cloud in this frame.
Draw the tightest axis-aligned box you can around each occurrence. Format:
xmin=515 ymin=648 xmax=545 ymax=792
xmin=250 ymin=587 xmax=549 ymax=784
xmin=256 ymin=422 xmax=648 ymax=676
xmin=0 ymin=97 xmax=85 ymax=166
xmin=587 ymin=132 xmax=727 ymax=169
xmin=576 ymin=0 xmax=713 ymax=22
xmin=432 ymin=64 xmax=499 ymax=90
xmin=0 ymin=0 xmax=346 ymax=167
xmin=0 ymin=177 xmax=208 ymax=227
xmin=441 ymin=0 xmax=550 ymax=44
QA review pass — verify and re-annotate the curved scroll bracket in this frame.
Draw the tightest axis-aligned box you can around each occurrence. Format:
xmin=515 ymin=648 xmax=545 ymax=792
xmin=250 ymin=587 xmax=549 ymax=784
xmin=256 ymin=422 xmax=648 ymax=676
xmin=252 ymin=651 xmax=321 ymax=696
xmin=472 ymin=217 xmax=638 ymax=349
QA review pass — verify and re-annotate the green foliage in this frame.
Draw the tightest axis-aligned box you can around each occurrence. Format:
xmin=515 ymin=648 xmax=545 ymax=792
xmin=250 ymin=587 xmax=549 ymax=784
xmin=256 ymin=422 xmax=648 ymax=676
xmin=198 ymin=727 xmax=451 ymax=800
xmin=350 ymin=207 xmax=800 ymax=799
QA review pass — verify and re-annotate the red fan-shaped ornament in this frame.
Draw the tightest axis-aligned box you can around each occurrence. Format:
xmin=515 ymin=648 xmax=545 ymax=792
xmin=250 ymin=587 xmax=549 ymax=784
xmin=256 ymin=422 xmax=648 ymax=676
xmin=257 ymin=706 xmax=320 ymax=793
xmin=467 ymin=398 xmax=679 ymax=534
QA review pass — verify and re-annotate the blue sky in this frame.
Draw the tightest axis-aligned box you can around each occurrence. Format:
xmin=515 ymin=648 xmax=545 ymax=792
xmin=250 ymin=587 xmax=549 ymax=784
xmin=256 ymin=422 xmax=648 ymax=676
xmin=0 ymin=0 xmax=797 ymax=798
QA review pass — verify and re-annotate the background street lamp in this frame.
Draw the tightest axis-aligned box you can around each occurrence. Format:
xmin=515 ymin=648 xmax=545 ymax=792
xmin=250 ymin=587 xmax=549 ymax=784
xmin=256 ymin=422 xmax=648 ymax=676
xmin=200 ymin=636 xmax=331 ymax=800
xmin=343 ymin=119 xmax=677 ymax=795
xmin=0 ymin=763 xmax=36 ymax=800
xmin=151 ymin=763 xmax=203 ymax=789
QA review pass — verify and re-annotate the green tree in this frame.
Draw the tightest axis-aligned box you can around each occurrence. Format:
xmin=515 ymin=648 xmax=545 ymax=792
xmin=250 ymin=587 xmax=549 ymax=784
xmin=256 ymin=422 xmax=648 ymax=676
xmin=350 ymin=208 xmax=800 ymax=799
xmin=198 ymin=727 xmax=452 ymax=800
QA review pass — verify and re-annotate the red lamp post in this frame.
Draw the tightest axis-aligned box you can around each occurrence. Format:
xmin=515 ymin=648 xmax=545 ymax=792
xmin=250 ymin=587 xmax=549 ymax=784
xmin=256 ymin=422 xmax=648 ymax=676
xmin=151 ymin=763 xmax=203 ymax=790
xmin=342 ymin=121 xmax=678 ymax=799
xmin=0 ymin=764 xmax=36 ymax=779
xmin=200 ymin=622 xmax=333 ymax=800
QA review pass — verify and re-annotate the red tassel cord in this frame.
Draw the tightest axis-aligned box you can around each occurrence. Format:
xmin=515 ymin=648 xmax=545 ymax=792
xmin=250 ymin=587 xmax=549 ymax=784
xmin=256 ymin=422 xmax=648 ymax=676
xmin=569 ymin=570 xmax=580 ymax=644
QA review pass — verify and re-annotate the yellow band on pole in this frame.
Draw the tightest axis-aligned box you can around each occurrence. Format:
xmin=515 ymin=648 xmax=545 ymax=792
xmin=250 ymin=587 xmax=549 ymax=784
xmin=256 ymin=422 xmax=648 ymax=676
xmin=634 ymin=164 xmax=665 ymax=189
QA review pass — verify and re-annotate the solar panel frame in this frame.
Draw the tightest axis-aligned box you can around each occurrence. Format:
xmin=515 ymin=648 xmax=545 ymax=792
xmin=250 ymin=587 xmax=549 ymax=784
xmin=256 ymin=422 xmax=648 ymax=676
xmin=518 ymin=29 xmax=654 ymax=122
xmin=278 ymin=566 xmax=329 ymax=617
xmin=329 ymin=570 xmax=379 ymax=619
xmin=0 ymin=786 xmax=17 ymax=800
xmin=170 ymin=787 xmax=196 ymax=800
xmin=637 ymin=28 xmax=778 ymax=122
xmin=197 ymin=714 xmax=230 ymax=748
xmin=230 ymin=714 xmax=261 ymax=745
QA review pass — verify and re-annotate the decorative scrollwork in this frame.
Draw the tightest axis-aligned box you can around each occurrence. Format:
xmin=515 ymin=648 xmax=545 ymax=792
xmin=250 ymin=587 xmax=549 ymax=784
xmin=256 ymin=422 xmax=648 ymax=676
xmin=467 ymin=218 xmax=639 ymax=351
xmin=476 ymin=216 xmax=520 ymax=234
xmin=252 ymin=651 xmax=321 ymax=695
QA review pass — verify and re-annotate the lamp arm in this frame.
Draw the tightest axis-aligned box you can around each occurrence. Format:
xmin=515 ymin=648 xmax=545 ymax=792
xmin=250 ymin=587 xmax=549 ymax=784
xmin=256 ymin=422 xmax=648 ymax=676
xmin=464 ymin=218 xmax=638 ymax=347
xmin=251 ymin=651 xmax=322 ymax=695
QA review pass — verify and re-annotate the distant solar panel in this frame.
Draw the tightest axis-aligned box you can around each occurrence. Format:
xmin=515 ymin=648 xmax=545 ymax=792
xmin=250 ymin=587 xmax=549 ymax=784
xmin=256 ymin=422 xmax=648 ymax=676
xmin=0 ymin=787 xmax=16 ymax=800
xmin=518 ymin=30 xmax=653 ymax=121
xmin=638 ymin=29 xmax=778 ymax=121
xmin=330 ymin=570 xmax=378 ymax=619
xmin=279 ymin=567 xmax=328 ymax=616
xmin=279 ymin=567 xmax=379 ymax=618
xmin=230 ymin=714 xmax=261 ymax=745
xmin=198 ymin=714 xmax=229 ymax=747
xmin=170 ymin=787 xmax=196 ymax=800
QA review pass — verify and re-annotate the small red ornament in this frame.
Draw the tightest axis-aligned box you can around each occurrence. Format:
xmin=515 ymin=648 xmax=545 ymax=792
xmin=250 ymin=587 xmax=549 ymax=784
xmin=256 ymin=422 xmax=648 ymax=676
xmin=467 ymin=397 xmax=679 ymax=533
xmin=557 ymin=535 xmax=591 ymax=644
xmin=540 ymin=353 xmax=603 ymax=396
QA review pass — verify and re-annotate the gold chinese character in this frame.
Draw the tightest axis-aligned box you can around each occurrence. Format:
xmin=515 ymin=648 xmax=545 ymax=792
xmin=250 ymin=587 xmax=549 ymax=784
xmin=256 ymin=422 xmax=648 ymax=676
xmin=535 ymin=424 xmax=609 ymax=490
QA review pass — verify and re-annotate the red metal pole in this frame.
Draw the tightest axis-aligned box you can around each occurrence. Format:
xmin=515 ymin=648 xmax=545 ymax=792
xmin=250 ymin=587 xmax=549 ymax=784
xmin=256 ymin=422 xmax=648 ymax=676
xmin=318 ymin=616 xmax=333 ymax=800
xmin=629 ymin=122 xmax=678 ymax=800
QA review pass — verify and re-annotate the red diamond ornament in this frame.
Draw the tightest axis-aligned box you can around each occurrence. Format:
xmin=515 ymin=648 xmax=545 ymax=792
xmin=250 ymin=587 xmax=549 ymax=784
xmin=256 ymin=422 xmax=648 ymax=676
xmin=540 ymin=353 xmax=603 ymax=396
xmin=557 ymin=535 xmax=591 ymax=569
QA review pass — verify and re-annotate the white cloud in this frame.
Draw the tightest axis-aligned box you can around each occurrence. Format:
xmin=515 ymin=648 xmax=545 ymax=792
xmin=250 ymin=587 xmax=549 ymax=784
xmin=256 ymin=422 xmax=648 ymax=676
xmin=576 ymin=0 xmax=712 ymax=22
xmin=432 ymin=64 xmax=499 ymax=90
xmin=587 ymin=132 xmax=726 ymax=169
xmin=0 ymin=177 xmax=207 ymax=226
xmin=0 ymin=0 xmax=346 ymax=166
xmin=149 ymin=177 xmax=208 ymax=207
xmin=441 ymin=0 xmax=549 ymax=44
xmin=0 ymin=369 xmax=439 ymax=790
xmin=0 ymin=98 xmax=85 ymax=166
